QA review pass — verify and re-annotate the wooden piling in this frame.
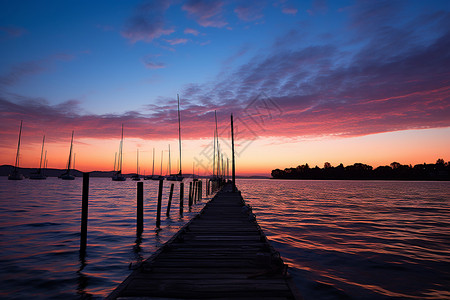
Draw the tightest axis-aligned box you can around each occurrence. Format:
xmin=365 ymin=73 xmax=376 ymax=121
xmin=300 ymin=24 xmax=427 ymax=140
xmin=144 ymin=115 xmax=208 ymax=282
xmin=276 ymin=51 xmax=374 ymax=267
xmin=179 ymin=182 xmax=184 ymax=216
xmin=189 ymin=182 xmax=193 ymax=207
xmin=137 ymin=182 xmax=143 ymax=234
xmin=166 ymin=183 xmax=174 ymax=217
xmin=80 ymin=172 xmax=89 ymax=252
xmin=192 ymin=181 xmax=198 ymax=204
xmin=156 ymin=179 xmax=163 ymax=228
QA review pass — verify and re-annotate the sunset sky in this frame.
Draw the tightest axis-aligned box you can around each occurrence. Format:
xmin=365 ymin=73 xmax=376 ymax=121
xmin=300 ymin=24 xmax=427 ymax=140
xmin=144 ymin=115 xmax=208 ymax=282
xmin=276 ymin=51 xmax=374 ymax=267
xmin=1 ymin=0 xmax=449 ymax=176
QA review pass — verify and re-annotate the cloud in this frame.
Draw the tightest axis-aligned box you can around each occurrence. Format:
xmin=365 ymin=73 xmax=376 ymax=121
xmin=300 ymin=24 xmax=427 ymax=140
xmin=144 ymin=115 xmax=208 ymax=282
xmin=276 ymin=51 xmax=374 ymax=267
xmin=307 ymin=0 xmax=327 ymax=16
xmin=274 ymin=0 xmax=298 ymax=16
xmin=182 ymin=0 xmax=227 ymax=28
xmin=184 ymin=28 xmax=199 ymax=35
xmin=0 ymin=54 xmax=74 ymax=88
xmin=282 ymin=7 xmax=298 ymax=15
xmin=165 ymin=38 xmax=188 ymax=45
xmin=143 ymin=60 xmax=166 ymax=69
xmin=177 ymin=8 xmax=450 ymax=139
xmin=1 ymin=1 xmax=449 ymax=148
xmin=234 ymin=3 xmax=264 ymax=21
xmin=0 ymin=26 xmax=26 ymax=38
xmin=121 ymin=1 xmax=173 ymax=43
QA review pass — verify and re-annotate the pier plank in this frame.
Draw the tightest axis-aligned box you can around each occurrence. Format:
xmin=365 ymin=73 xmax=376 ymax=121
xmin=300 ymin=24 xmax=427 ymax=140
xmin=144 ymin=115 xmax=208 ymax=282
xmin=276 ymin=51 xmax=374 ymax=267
xmin=107 ymin=183 xmax=301 ymax=300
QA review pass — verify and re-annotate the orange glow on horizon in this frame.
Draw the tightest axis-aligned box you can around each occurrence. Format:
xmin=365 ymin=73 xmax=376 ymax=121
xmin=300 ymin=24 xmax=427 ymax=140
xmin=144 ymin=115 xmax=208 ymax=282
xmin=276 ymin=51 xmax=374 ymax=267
xmin=1 ymin=127 xmax=449 ymax=176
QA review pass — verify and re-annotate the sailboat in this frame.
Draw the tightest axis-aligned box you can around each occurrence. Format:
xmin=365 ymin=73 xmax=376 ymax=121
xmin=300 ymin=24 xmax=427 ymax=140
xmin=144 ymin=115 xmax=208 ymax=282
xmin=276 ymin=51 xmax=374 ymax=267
xmin=112 ymin=124 xmax=126 ymax=181
xmin=166 ymin=94 xmax=183 ymax=181
xmin=8 ymin=120 xmax=24 ymax=180
xmin=60 ymin=131 xmax=75 ymax=180
xmin=30 ymin=135 xmax=47 ymax=180
xmin=131 ymin=149 xmax=140 ymax=181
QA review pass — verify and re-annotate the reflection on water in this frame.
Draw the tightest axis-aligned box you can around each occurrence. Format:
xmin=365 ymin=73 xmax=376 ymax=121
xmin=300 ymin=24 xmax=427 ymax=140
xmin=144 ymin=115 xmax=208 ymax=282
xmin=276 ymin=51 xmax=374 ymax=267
xmin=1 ymin=178 xmax=449 ymax=299
xmin=238 ymin=179 xmax=450 ymax=299
xmin=0 ymin=177 xmax=209 ymax=299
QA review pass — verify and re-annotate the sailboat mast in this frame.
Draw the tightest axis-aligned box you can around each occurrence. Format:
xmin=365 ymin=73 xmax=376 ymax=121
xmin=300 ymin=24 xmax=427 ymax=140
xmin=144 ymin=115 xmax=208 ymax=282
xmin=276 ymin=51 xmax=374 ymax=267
xmin=214 ymin=111 xmax=218 ymax=177
xmin=168 ymin=144 xmax=171 ymax=175
xmin=152 ymin=148 xmax=155 ymax=176
xmin=136 ymin=149 xmax=139 ymax=175
xmin=177 ymin=94 xmax=182 ymax=175
xmin=67 ymin=130 xmax=74 ymax=172
xmin=43 ymin=150 xmax=47 ymax=175
xmin=160 ymin=150 xmax=163 ymax=176
xmin=39 ymin=135 xmax=45 ymax=172
xmin=119 ymin=124 xmax=124 ymax=173
xmin=114 ymin=152 xmax=117 ymax=172
xmin=212 ymin=129 xmax=216 ymax=177
xmin=14 ymin=120 xmax=23 ymax=170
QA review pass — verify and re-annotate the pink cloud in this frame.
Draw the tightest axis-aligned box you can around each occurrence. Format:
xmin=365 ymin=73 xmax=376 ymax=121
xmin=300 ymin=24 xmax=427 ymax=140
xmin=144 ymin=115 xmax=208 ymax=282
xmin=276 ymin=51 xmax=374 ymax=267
xmin=182 ymin=0 xmax=227 ymax=28
xmin=165 ymin=38 xmax=188 ymax=45
xmin=143 ymin=60 xmax=166 ymax=69
xmin=184 ymin=28 xmax=199 ymax=36
xmin=234 ymin=3 xmax=264 ymax=21
xmin=282 ymin=7 xmax=298 ymax=15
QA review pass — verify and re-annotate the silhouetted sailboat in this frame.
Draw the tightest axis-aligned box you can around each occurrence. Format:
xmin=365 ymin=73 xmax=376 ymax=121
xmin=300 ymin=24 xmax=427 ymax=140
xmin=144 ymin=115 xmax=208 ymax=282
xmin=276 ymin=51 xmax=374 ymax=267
xmin=60 ymin=131 xmax=75 ymax=180
xmin=8 ymin=120 xmax=24 ymax=180
xmin=29 ymin=135 xmax=47 ymax=180
xmin=131 ymin=149 xmax=141 ymax=181
xmin=166 ymin=94 xmax=183 ymax=181
xmin=112 ymin=124 xmax=126 ymax=181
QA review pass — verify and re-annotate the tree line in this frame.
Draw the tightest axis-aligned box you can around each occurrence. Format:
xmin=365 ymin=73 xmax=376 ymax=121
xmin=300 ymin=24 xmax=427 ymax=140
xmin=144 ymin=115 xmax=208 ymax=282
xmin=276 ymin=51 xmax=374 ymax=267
xmin=271 ymin=159 xmax=450 ymax=180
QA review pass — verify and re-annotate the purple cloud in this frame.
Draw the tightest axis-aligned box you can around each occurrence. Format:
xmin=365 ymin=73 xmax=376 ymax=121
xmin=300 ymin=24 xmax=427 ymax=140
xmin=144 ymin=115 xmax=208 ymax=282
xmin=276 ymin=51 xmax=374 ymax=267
xmin=165 ymin=38 xmax=188 ymax=45
xmin=282 ymin=7 xmax=298 ymax=15
xmin=178 ymin=7 xmax=450 ymax=139
xmin=121 ymin=1 xmax=173 ymax=43
xmin=184 ymin=28 xmax=199 ymax=35
xmin=307 ymin=0 xmax=327 ymax=15
xmin=234 ymin=3 xmax=264 ymax=21
xmin=0 ymin=26 xmax=26 ymax=38
xmin=143 ymin=60 xmax=166 ymax=69
xmin=0 ymin=55 xmax=74 ymax=88
xmin=182 ymin=0 xmax=227 ymax=28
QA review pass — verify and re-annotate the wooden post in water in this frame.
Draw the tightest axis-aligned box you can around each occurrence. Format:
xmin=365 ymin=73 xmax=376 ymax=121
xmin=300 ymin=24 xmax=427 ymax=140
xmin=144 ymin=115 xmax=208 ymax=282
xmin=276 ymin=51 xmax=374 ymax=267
xmin=166 ymin=183 xmax=174 ymax=217
xmin=189 ymin=182 xmax=193 ymax=207
xmin=137 ymin=182 xmax=143 ymax=234
xmin=192 ymin=181 xmax=196 ymax=204
xmin=198 ymin=180 xmax=202 ymax=200
xmin=179 ymin=182 xmax=184 ymax=216
xmin=156 ymin=179 xmax=163 ymax=228
xmin=231 ymin=114 xmax=236 ymax=192
xmin=80 ymin=172 xmax=89 ymax=252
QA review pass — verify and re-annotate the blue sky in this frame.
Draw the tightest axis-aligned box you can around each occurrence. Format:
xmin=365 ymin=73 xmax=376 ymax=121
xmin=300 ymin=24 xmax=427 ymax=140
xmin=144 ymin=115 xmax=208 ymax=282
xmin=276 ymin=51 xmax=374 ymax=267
xmin=1 ymin=0 xmax=449 ymax=174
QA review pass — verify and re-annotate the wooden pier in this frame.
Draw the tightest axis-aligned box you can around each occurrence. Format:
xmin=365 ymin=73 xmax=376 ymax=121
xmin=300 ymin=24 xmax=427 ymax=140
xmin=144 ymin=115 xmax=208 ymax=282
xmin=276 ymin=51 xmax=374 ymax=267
xmin=107 ymin=183 xmax=301 ymax=299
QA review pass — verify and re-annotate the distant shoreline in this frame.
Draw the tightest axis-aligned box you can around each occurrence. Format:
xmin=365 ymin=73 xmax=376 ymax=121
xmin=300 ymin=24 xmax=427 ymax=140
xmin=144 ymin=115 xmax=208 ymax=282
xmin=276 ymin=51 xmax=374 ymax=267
xmin=271 ymin=160 xmax=450 ymax=181
xmin=0 ymin=165 xmax=269 ymax=179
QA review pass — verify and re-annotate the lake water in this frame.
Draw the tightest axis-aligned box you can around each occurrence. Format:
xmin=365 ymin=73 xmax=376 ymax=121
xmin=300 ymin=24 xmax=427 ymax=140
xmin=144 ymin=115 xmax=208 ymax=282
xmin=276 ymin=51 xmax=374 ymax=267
xmin=0 ymin=178 xmax=449 ymax=299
